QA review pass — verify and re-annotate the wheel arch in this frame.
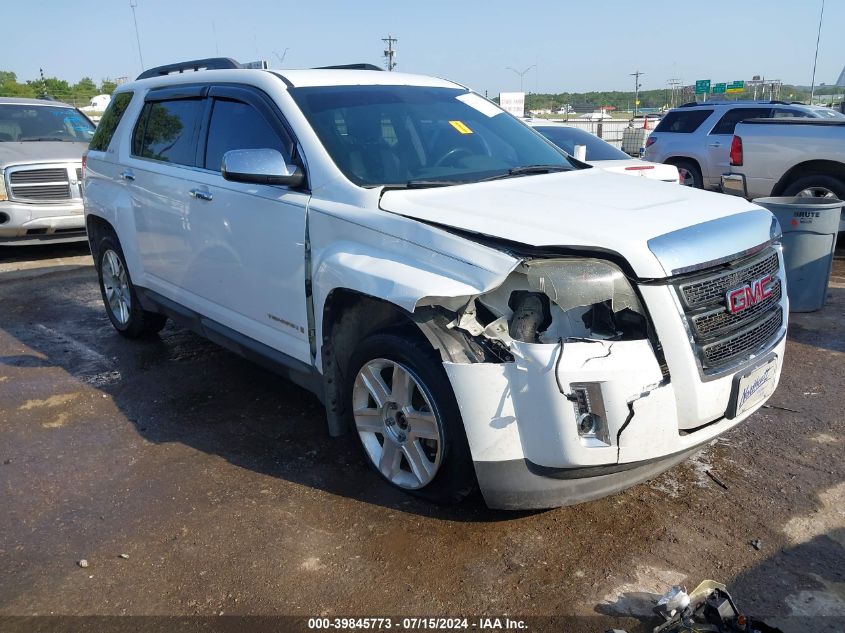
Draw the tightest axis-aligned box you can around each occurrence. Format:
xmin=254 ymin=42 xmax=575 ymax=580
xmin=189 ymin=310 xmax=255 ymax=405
xmin=320 ymin=288 xmax=494 ymax=437
xmin=85 ymin=214 xmax=116 ymax=270
xmin=772 ymin=160 xmax=845 ymax=196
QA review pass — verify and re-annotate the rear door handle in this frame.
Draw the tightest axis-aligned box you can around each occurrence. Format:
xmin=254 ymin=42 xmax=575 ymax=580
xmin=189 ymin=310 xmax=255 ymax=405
xmin=189 ymin=189 xmax=213 ymax=201
xmin=707 ymin=142 xmax=721 ymax=148
xmin=120 ymin=171 xmax=135 ymax=181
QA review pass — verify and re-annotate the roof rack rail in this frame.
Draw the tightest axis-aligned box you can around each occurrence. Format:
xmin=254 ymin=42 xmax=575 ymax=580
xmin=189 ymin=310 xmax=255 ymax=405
xmin=313 ymin=63 xmax=384 ymax=71
xmin=679 ymin=99 xmax=794 ymax=108
xmin=137 ymin=57 xmax=243 ymax=80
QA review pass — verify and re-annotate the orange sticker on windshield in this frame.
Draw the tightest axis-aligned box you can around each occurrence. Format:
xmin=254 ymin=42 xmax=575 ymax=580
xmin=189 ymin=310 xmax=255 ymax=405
xmin=449 ymin=120 xmax=473 ymax=134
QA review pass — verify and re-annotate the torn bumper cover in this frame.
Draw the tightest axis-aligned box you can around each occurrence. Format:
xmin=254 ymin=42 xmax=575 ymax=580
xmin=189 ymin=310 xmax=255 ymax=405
xmin=444 ymin=335 xmax=786 ymax=510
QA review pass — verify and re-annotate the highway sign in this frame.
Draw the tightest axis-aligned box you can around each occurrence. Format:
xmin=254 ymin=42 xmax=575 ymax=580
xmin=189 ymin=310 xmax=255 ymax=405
xmin=712 ymin=83 xmax=727 ymax=94
xmin=695 ymin=80 xmax=711 ymax=94
xmin=726 ymin=80 xmax=745 ymax=94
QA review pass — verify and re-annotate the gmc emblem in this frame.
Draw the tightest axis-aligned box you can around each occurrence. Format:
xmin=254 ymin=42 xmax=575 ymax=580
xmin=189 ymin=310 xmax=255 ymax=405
xmin=726 ymin=274 xmax=775 ymax=314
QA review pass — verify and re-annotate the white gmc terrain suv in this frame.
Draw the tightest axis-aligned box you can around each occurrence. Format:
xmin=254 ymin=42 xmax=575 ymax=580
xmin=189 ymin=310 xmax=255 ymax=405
xmin=83 ymin=58 xmax=788 ymax=509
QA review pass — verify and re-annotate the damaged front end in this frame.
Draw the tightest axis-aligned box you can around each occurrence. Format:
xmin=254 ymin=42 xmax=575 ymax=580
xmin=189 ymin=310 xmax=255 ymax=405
xmin=416 ymin=257 xmax=684 ymax=509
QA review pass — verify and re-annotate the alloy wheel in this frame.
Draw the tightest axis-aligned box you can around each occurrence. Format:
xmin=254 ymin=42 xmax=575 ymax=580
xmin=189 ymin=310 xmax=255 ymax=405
xmin=352 ymin=358 xmax=444 ymax=489
xmin=795 ymin=186 xmax=837 ymax=199
xmin=102 ymin=249 xmax=131 ymax=325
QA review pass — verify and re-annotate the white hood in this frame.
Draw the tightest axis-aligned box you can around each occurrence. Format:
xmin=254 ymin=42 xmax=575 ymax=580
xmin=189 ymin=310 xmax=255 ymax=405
xmin=379 ymin=168 xmax=775 ymax=278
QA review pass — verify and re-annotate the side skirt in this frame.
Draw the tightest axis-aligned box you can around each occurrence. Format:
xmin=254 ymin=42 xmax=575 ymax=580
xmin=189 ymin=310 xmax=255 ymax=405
xmin=136 ymin=287 xmax=325 ymax=403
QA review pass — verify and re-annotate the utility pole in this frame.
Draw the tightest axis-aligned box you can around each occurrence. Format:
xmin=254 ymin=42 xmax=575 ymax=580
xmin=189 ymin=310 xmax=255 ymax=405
xmin=666 ymin=77 xmax=682 ymax=109
xmin=505 ymin=65 xmax=536 ymax=93
xmin=810 ymin=0 xmax=825 ymax=104
xmin=630 ymin=70 xmax=643 ymax=116
xmin=129 ymin=0 xmax=145 ymax=72
xmin=383 ymin=35 xmax=398 ymax=71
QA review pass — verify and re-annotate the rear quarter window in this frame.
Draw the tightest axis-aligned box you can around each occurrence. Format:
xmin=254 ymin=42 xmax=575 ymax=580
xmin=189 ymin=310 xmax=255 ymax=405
xmin=653 ymin=109 xmax=713 ymax=133
xmin=89 ymin=92 xmax=133 ymax=151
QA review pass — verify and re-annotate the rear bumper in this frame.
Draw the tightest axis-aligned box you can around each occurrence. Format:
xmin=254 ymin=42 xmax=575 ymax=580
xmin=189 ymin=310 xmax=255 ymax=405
xmin=721 ymin=173 xmax=747 ymax=197
xmin=0 ymin=200 xmax=86 ymax=244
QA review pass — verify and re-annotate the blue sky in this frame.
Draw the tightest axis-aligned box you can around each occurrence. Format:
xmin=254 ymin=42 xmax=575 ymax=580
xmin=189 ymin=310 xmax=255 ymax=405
xmin=2 ymin=0 xmax=843 ymax=95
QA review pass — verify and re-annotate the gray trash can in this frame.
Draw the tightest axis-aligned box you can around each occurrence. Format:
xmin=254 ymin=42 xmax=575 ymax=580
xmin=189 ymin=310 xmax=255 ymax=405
xmin=752 ymin=196 xmax=843 ymax=312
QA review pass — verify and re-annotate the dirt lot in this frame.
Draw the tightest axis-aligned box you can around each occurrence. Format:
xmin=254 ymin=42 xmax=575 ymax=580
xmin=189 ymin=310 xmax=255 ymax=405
xmin=1 ymin=242 xmax=843 ymax=632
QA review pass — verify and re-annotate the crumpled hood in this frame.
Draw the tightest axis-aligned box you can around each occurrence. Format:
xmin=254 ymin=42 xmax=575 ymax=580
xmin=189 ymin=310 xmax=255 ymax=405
xmin=380 ymin=168 xmax=775 ymax=278
xmin=0 ymin=141 xmax=87 ymax=168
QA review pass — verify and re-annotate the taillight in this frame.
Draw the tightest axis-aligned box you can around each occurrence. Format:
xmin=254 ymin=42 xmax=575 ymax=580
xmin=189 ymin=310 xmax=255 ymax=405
xmin=645 ymin=136 xmax=656 ymax=148
xmin=730 ymin=136 xmax=743 ymax=166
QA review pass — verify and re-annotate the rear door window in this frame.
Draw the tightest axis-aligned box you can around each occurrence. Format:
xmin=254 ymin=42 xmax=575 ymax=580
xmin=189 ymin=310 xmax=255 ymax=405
xmin=652 ymin=109 xmax=713 ymax=133
xmin=89 ymin=92 xmax=133 ymax=151
xmin=131 ymin=98 xmax=204 ymax=166
xmin=709 ymin=108 xmax=772 ymax=135
xmin=203 ymin=98 xmax=293 ymax=171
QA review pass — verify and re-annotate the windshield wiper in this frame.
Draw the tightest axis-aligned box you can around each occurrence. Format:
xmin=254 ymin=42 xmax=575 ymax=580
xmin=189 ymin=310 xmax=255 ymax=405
xmin=480 ymin=164 xmax=570 ymax=182
xmin=20 ymin=137 xmax=67 ymax=142
xmin=381 ymin=180 xmax=460 ymax=191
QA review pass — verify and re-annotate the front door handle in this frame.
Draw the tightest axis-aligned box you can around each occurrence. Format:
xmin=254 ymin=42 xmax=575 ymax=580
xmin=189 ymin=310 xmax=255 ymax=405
xmin=120 ymin=171 xmax=135 ymax=181
xmin=189 ymin=189 xmax=213 ymax=201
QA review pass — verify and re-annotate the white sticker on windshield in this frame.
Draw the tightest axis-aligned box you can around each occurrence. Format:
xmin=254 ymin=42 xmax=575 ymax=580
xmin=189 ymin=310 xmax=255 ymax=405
xmin=456 ymin=92 xmax=503 ymax=118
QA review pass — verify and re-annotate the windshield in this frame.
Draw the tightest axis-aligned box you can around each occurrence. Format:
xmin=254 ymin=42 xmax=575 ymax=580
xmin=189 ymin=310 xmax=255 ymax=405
xmin=0 ymin=104 xmax=95 ymax=142
xmin=289 ymin=85 xmax=574 ymax=187
xmin=534 ymin=125 xmax=629 ymax=161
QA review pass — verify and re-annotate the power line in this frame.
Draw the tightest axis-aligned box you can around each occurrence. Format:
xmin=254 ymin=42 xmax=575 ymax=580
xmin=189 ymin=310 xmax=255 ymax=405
xmin=383 ymin=35 xmax=397 ymax=71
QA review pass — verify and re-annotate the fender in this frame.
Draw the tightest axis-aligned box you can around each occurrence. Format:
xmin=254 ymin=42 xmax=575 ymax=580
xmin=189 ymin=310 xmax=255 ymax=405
xmin=308 ymin=204 xmax=520 ymax=371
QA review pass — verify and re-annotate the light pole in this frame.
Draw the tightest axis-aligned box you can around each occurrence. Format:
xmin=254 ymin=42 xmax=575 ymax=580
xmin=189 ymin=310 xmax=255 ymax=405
xmin=810 ymin=0 xmax=825 ymax=104
xmin=506 ymin=65 xmax=536 ymax=93
xmin=129 ymin=0 xmax=144 ymax=72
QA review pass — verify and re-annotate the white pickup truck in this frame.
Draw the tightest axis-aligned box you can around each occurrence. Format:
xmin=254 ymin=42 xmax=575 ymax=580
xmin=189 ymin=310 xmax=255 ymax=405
xmin=721 ymin=118 xmax=845 ymax=232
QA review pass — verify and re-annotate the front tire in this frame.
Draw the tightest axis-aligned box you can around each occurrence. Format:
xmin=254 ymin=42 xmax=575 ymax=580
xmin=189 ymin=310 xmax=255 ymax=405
xmin=97 ymin=235 xmax=167 ymax=338
xmin=346 ymin=333 xmax=475 ymax=503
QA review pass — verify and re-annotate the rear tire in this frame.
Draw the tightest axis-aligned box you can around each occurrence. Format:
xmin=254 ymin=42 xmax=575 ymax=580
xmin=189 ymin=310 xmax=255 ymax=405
xmin=672 ymin=159 xmax=703 ymax=188
xmin=346 ymin=333 xmax=475 ymax=504
xmin=782 ymin=174 xmax=845 ymax=201
xmin=97 ymin=235 xmax=167 ymax=338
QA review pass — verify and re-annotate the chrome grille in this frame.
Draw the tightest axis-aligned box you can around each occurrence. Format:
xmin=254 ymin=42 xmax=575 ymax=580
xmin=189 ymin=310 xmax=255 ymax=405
xmin=679 ymin=251 xmax=780 ymax=309
xmin=673 ymin=247 xmax=784 ymax=373
xmin=10 ymin=168 xmax=68 ymax=184
xmin=691 ymin=280 xmax=782 ymax=338
xmin=701 ymin=309 xmax=783 ymax=367
xmin=6 ymin=164 xmax=80 ymax=202
xmin=13 ymin=184 xmax=72 ymax=200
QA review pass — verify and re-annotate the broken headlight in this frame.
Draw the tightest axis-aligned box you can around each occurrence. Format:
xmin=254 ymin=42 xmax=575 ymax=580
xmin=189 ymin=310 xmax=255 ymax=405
xmin=519 ymin=258 xmax=647 ymax=342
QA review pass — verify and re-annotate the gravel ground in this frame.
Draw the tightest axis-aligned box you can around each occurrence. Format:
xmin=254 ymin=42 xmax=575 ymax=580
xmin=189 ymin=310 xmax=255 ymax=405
xmin=0 ymin=242 xmax=843 ymax=633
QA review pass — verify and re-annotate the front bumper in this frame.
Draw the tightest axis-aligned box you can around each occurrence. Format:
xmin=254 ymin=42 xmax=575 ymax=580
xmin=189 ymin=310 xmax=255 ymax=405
xmin=721 ymin=173 xmax=747 ymax=198
xmin=444 ymin=331 xmax=786 ymax=510
xmin=0 ymin=200 xmax=86 ymax=244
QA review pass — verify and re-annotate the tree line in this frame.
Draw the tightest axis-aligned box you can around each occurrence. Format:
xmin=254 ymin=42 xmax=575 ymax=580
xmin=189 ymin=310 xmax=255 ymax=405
xmin=0 ymin=71 xmax=118 ymax=107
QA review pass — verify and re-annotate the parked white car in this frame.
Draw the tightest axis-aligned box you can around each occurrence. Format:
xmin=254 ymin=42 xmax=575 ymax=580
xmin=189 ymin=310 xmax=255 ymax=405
xmin=526 ymin=120 xmax=679 ymax=183
xmin=84 ymin=59 xmax=788 ymax=509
